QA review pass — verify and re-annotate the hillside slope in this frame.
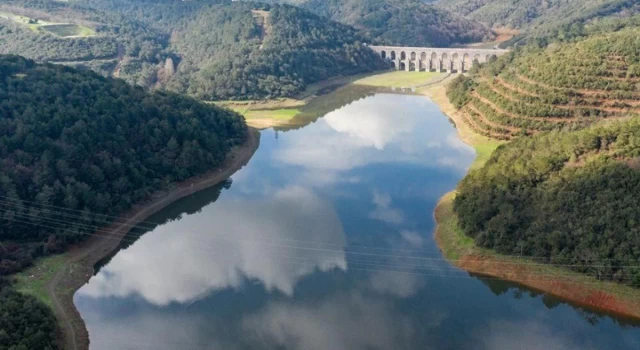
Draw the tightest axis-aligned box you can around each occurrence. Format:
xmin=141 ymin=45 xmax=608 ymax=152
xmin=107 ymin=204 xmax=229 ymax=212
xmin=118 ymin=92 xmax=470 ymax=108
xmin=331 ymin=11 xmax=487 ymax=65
xmin=0 ymin=55 xmax=246 ymax=275
xmin=454 ymin=118 xmax=640 ymax=287
xmin=1 ymin=1 xmax=388 ymax=99
xmin=0 ymin=0 xmax=176 ymax=85
xmin=437 ymin=0 xmax=639 ymax=45
xmin=446 ymin=27 xmax=640 ymax=140
xmin=166 ymin=3 xmax=388 ymax=100
xmin=296 ymin=0 xmax=494 ymax=47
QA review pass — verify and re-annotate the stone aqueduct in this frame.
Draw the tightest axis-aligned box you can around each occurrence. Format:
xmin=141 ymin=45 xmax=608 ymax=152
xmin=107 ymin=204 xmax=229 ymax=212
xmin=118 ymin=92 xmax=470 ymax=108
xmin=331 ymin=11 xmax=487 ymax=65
xmin=369 ymin=45 xmax=510 ymax=72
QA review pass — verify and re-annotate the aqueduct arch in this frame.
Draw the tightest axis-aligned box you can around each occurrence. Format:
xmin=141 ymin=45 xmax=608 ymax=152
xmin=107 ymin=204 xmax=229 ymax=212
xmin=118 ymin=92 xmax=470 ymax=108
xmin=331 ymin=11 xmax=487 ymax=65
xmin=369 ymin=45 xmax=509 ymax=73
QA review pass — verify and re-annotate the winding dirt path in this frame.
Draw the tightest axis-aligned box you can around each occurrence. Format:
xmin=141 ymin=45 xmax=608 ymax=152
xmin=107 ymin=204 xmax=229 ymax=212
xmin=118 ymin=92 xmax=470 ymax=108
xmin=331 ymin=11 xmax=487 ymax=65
xmin=46 ymin=129 xmax=260 ymax=350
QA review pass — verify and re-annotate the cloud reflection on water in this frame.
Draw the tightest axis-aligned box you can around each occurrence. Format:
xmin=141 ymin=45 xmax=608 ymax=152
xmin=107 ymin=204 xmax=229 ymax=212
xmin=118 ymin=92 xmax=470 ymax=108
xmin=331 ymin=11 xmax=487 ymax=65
xmin=78 ymin=186 xmax=347 ymax=305
xmin=243 ymin=292 xmax=415 ymax=350
xmin=273 ymin=94 xmax=475 ymax=185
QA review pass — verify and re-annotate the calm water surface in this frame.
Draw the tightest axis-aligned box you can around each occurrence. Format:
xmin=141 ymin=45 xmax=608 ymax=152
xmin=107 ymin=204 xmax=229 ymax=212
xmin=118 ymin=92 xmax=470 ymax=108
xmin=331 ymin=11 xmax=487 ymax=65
xmin=75 ymin=93 xmax=640 ymax=350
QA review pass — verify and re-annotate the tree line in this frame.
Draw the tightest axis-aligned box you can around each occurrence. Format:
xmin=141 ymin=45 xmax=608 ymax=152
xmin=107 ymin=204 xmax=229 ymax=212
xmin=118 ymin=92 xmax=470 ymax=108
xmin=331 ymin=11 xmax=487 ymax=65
xmin=454 ymin=119 xmax=640 ymax=287
xmin=0 ymin=279 xmax=57 ymax=350
xmin=0 ymin=55 xmax=247 ymax=275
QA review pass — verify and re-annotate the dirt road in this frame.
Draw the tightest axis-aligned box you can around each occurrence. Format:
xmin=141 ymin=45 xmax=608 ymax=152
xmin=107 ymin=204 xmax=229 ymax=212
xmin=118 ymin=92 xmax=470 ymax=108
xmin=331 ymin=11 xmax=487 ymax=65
xmin=46 ymin=129 xmax=260 ymax=350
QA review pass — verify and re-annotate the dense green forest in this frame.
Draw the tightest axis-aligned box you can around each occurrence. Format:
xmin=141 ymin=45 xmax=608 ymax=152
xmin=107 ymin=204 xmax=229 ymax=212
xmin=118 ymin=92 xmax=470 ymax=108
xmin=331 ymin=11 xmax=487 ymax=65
xmin=0 ymin=0 xmax=393 ymax=99
xmin=445 ymin=27 xmax=640 ymax=140
xmin=0 ymin=0 xmax=174 ymax=86
xmin=446 ymin=13 xmax=640 ymax=288
xmin=262 ymin=0 xmax=494 ymax=46
xmin=167 ymin=3 xmax=388 ymax=100
xmin=0 ymin=55 xmax=246 ymax=275
xmin=454 ymin=118 xmax=640 ymax=287
xmin=0 ymin=279 xmax=57 ymax=349
xmin=436 ymin=0 xmax=640 ymax=46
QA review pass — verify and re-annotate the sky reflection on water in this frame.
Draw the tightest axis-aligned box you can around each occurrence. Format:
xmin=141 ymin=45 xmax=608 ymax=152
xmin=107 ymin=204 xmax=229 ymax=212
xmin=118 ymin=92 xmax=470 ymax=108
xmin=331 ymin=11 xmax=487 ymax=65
xmin=75 ymin=93 xmax=640 ymax=350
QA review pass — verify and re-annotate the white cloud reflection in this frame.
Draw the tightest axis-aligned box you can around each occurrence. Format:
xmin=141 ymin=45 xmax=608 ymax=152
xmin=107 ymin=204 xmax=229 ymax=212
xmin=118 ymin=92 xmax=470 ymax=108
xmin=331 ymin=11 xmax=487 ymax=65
xmin=243 ymin=292 xmax=414 ymax=350
xmin=369 ymin=190 xmax=406 ymax=224
xmin=474 ymin=320 xmax=599 ymax=350
xmin=78 ymin=186 xmax=347 ymax=305
xmin=273 ymin=94 xmax=475 ymax=184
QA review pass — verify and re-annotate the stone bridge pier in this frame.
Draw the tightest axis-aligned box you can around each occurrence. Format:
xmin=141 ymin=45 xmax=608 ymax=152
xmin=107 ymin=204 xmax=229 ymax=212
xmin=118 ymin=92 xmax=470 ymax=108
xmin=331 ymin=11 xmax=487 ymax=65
xmin=369 ymin=45 xmax=510 ymax=73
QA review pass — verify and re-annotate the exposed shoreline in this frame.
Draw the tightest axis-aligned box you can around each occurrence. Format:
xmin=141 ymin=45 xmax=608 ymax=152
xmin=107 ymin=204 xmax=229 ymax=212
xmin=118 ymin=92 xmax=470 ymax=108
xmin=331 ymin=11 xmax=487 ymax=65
xmin=422 ymin=77 xmax=640 ymax=321
xmin=225 ymin=70 xmax=447 ymax=130
xmin=46 ymin=128 xmax=260 ymax=350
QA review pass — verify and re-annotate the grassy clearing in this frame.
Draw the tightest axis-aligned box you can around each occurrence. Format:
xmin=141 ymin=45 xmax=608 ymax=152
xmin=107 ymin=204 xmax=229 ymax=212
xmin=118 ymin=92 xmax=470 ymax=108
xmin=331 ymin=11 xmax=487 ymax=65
xmin=0 ymin=11 xmax=95 ymax=37
xmin=469 ymin=140 xmax=502 ymax=170
xmin=13 ymin=254 xmax=67 ymax=308
xmin=435 ymin=192 xmax=478 ymax=260
xmin=213 ymin=100 xmax=302 ymax=128
xmin=354 ymin=71 xmax=442 ymax=88
xmin=242 ymin=108 xmax=300 ymax=120
xmin=214 ymin=98 xmax=304 ymax=110
xmin=41 ymin=23 xmax=96 ymax=37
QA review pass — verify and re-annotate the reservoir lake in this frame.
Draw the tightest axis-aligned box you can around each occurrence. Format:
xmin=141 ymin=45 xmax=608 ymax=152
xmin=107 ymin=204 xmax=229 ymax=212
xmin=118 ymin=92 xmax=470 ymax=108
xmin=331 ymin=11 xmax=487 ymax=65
xmin=75 ymin=92 xmax=640 ymax=350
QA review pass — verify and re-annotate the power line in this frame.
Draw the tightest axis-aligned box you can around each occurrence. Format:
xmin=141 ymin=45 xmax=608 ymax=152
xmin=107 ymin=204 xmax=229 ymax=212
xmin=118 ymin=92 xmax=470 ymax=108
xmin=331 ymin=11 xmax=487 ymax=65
xmin=1 ymin=196 xmax=637 ymax=265
xmin=5 ymin=210 xmax=640 ymax=272
xmin=5 ymin=214 xmax=640 ymax=287
xmin=6 ymin=215 xmax=638 ymax=298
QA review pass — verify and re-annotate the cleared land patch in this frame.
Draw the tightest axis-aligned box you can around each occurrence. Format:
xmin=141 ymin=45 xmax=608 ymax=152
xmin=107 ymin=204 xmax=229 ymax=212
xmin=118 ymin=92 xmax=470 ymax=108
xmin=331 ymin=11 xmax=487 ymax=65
xmin=353 ymin=71 xmax=442 ymax=88
xmin=13 ymin=254 xmax=67 ymax=309
xmin=0 ymin=11 xmax=95 ymax=37
xmin=41 ymin=23 xmax=96 ymax=37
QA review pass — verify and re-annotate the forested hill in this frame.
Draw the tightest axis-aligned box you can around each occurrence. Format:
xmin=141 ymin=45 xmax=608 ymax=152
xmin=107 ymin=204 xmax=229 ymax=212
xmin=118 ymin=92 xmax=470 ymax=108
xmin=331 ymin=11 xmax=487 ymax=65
xmin=166 ymin=3 xmax=388 ymax=100
xmin=0 ymin=55 xmax=247 ymax=275
xmin=437 ymin=0 xmax=639 ymax=46
xmin=259 ymin=0 xmax=494 ymax=47
xmin=0 ymin=1 xmax=388 ymax=99
xmin=446 ymin=25 xmax=640 ymax=140
xmin=454 ymin=118 xmax=640 ymax=287
xmin=446 ymin=14 xmax=640 ymax=289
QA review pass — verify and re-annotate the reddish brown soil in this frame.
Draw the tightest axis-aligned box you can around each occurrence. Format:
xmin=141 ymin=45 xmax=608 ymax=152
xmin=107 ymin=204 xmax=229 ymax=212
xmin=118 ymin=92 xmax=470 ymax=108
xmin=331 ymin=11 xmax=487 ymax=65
xmin=472 ymin=91 xmax=577 ymax=123
xmin=488 ymin=80 xmax=635 ymax=114
xmin=466 ymin=104 xmax=520 ymax=134
xmin=454 ymin=254 xmax=640 ymax=319
xmin=516 ymin=73 xmax=640 ymax=100
xmin=460 ymin=108 xmax=511 ymax=140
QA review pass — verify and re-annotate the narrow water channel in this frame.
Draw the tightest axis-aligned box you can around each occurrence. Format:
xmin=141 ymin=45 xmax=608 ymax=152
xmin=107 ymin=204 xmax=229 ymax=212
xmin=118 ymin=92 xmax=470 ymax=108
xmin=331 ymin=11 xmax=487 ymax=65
xmin=75 ymin=92 xmax=640 ymax=349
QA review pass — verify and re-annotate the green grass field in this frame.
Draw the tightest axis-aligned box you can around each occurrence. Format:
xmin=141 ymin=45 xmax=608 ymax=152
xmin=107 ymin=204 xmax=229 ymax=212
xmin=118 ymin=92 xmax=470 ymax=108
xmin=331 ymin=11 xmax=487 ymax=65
xmin=218 ymin=103 xmax=300 ymax=120
xmin=231 ymin=106 xmax=300 ymax=120
xmin=41 ymin=23 xmax=96 ymax=37
xmin=469 ymin=140 xmax=502 ymax=171
xmin=245 ymin=108 xmax=300 ymax=120
xmin=354 ymin=71 xmax=443 ymax=88
xmin=0 ymin=11 xmax=95 ymax=37
xmin=13 ymin=254 xmax=67 ymax=308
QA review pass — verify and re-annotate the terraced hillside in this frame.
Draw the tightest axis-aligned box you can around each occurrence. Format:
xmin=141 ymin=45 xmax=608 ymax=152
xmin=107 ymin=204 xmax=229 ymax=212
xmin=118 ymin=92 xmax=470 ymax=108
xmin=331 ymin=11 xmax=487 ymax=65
xmin=447 ymin=28 xmax=640 ymax=140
